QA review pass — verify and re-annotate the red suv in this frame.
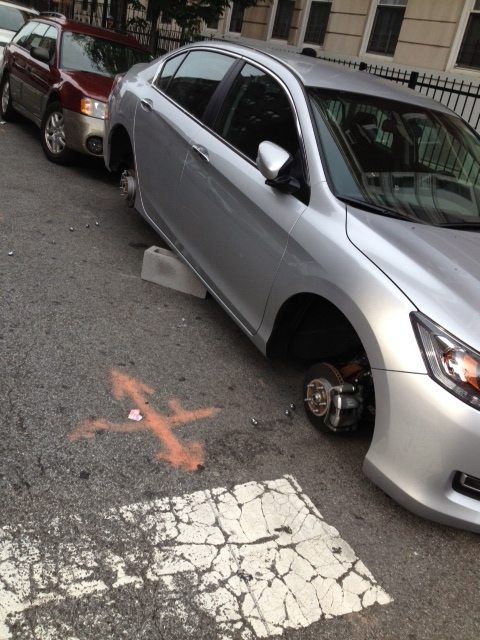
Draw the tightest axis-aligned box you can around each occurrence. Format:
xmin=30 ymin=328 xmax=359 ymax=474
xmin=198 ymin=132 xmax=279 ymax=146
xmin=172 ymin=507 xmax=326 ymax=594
xmin=0 ymin=12 xmax=151 ymax=163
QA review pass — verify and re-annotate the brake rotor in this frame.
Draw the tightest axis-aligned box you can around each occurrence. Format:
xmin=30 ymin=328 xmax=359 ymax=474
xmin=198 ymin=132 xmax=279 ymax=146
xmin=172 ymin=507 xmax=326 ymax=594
xmin=120 ymin=169 xmax=136 ymax=207
xmin=305 ymin=363 xmax=344 ymax=418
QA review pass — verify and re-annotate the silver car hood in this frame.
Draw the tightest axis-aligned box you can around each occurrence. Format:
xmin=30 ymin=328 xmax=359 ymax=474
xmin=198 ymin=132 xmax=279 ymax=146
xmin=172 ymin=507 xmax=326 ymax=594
xmin=346 ymin=206 xmax=480 ymax=350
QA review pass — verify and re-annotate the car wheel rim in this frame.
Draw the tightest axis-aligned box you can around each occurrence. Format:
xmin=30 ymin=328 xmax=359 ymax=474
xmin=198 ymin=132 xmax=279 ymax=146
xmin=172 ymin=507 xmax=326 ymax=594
xmin=45 ymin=111 xmax=66 ymax=154
xmin=1 ymin=80 xmax=10 ymax=114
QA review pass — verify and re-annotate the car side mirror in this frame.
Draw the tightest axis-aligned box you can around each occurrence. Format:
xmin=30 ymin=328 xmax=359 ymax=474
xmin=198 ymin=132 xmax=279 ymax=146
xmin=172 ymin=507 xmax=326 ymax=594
xmin=256 ymin=141 xmax=301 ymax=195
xmin=257 ymin=141 xmax=290 ymax=180
xmin=30 ymin=46 xmax=51 ymax=63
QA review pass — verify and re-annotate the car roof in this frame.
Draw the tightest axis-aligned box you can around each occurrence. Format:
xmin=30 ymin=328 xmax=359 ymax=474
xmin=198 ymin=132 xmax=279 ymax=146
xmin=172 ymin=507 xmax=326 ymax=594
xmin=0 ymin=0 xmax=38 ymax=13
xmin=33 ymin=14 xmax=148 ymax=50
xmin=184 ymin=40 xmax=452 ymax=115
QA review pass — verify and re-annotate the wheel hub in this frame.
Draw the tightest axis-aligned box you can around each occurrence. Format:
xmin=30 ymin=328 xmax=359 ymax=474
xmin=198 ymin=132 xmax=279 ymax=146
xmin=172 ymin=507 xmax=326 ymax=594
xmin=304 ymin=362 xmax=363 ymax=432
xmin=120 ymin=170 xmax=136 ymax=207
xmin=306 ymin=380 xmax=330 ymax=417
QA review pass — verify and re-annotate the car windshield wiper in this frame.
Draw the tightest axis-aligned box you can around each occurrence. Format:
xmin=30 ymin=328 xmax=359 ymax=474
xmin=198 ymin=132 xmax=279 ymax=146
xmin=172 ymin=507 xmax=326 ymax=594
xmin=438 ymin=221 xmax=480 ymax=230
xmin=340 ymin=196 xmax=426 ymax=224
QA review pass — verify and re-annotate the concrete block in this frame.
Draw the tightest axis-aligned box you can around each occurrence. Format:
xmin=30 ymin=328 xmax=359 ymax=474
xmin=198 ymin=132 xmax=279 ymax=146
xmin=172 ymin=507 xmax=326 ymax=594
xmin=141 ymin=246 xmax=208 ymax=299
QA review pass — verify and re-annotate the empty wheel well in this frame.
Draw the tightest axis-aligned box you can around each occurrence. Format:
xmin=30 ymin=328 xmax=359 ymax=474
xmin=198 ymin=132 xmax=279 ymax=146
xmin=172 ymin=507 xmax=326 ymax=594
xmin=266 ymin=294 xmax=363 ymax=362
xmin=109 ymin=125 xmax=133 ymax=172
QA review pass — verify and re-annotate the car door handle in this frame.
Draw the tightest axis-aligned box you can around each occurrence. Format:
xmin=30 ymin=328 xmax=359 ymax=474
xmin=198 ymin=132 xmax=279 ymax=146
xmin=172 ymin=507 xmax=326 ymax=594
xmin=140 ymin=98 xmax=153 ymax=112
xmin=192 ymin=144 xmax=209 ymax=163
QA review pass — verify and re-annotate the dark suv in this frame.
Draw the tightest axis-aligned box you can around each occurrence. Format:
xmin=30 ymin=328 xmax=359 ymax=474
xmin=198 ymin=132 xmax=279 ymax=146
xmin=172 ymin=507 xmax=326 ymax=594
xmin=0 ymin=13 xmax=151 ymax=163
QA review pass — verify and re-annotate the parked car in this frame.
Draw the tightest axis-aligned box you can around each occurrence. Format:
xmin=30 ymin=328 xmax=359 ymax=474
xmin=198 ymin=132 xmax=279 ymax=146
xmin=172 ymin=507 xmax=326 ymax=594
xmin=0 ymin=13 xmax=151 ymax=162
xmin=0 ymin=0 xmax=38 ymax=68
xmin=104 ymin=42 xmax=480 ymax=533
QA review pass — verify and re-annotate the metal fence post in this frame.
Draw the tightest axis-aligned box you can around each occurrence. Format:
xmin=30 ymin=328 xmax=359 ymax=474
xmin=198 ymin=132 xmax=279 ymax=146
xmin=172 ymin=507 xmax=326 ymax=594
xmin=152 ymin=29 xmax=159 ymax=56
xmin=408 ymin=71 xmax=419 ymax=89
xmin=359 ymin=62 xmax=367 ymax=71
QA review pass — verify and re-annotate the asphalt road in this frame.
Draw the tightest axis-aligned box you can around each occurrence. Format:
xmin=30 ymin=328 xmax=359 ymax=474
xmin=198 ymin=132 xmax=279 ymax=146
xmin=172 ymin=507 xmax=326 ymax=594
xmin=0 ymin=117 xmax=479 ymax=640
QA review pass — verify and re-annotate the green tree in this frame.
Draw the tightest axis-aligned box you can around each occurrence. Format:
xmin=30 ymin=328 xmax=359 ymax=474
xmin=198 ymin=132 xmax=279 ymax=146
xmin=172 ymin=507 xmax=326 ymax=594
xmin=145 ymin=0 xmax=259 ymax=47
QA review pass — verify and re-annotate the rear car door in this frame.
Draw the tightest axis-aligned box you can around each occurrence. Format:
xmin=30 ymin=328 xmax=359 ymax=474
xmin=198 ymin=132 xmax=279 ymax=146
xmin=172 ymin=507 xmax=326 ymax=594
xmin=134 ymin=50 xmax=238 ymax=241
xmin=177 ymin=62 xmax=308 ymax=334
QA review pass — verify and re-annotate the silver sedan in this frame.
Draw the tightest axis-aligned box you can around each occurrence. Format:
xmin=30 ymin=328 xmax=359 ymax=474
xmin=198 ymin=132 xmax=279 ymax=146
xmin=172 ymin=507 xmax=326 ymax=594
xmin=104 ymin=42 xmax=480 ymax=533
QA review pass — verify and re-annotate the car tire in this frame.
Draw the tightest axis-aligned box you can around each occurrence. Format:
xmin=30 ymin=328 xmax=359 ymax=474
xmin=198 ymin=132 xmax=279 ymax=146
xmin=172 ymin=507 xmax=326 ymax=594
xmin=41 ymin=101 xmax=73 ymax=164
xmin=303 ymin=362 xmax=345 ymax=434
xmin=0 ymin=75 xmax=16 ymax=121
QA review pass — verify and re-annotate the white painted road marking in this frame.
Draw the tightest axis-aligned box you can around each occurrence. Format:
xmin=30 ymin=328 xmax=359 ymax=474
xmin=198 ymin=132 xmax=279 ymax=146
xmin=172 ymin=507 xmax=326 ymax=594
xmin=0 ymin=476 xmax=391 ymax=639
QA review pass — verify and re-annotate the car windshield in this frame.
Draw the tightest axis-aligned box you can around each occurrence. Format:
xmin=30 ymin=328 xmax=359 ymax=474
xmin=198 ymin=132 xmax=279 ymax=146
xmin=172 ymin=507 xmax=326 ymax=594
xmin=61 ymin=31 xmax=151 ymax=77
xmin=0 ymin=5 xmax=30 ymax=32
xmin=308 ymin=88 xmax=480 ymax=227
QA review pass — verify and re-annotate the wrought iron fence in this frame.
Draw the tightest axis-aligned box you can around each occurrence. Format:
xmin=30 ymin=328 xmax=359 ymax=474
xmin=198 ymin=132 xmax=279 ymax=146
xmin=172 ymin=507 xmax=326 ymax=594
xmin=28 ymin=0 xmax=215 ymax=56
xmin=29 ymin=0 xmax=149 ymax=30
xmin=317 ymin=54 xmax=480 ymax=132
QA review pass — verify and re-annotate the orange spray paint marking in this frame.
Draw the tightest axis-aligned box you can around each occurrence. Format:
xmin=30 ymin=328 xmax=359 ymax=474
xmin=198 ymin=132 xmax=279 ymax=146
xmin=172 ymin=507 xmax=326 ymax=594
xmin=69 ymin=369 xmax=220 ymax=471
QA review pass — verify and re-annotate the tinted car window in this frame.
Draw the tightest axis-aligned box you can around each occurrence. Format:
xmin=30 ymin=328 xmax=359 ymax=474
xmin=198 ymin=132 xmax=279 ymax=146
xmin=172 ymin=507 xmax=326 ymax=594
xmin=214 ymin=63 xmax=299 ymax=160
xmin=39 ymin=25 xmax=58 ymax=59
xmin=61 ymin=32 xmax=151 ymax=77
xmin=164 ymin=51 xmax=235 ymax=120
xmin=12 ymin=20 xmax=37 ymax=48
xmin=0 ymin=5 xmax=30 ymax=32
xmin=154 ymin=52 xmax=187 ymax=92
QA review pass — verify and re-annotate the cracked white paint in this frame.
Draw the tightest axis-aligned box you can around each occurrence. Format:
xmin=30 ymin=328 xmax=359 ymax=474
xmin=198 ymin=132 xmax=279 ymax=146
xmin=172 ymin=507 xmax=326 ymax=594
xmin=0 ymin=476 xmax=391 ymax=639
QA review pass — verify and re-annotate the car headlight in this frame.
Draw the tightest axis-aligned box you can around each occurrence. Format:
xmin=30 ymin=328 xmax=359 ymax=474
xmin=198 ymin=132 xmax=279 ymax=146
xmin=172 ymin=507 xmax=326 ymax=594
xmin=411 ymin=312 xmax=480 ymax=410
xmin=80 ymin=97 xmax=107 ymax=119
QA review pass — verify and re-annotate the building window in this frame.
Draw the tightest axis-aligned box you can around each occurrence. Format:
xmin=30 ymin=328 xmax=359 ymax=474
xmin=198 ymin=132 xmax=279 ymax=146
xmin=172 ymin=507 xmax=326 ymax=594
xmin=272 ymin=0 xmax=295 ymax=40
xmin=457 ymin=0 xmax=480 ymax=69
xmin=304 ymin=1 xmax=332 ymax=45
xmin=367 ymin=0 xmax=407 ymax=56
xmin=229 ymin=2 xmax=245 ymax=33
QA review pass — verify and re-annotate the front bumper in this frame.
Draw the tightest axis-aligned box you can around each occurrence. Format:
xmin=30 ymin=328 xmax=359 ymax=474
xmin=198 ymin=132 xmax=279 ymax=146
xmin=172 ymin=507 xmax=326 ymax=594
xmin=63 ymin=108 xmax=105 ymax=156
xmin=365 ymin=369 xmax=480 ymax=533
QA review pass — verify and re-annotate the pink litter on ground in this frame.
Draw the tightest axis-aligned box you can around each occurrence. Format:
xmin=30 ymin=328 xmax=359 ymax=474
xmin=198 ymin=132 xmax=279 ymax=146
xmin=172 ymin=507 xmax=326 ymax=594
xmin=128 ymin=409 xmax=143 ymax=422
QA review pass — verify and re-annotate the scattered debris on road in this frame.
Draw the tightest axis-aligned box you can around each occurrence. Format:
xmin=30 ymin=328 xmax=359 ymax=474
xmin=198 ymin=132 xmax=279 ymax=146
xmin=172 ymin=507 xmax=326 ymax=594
xmin=128 ymin=409 xmax=143 ymax=422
